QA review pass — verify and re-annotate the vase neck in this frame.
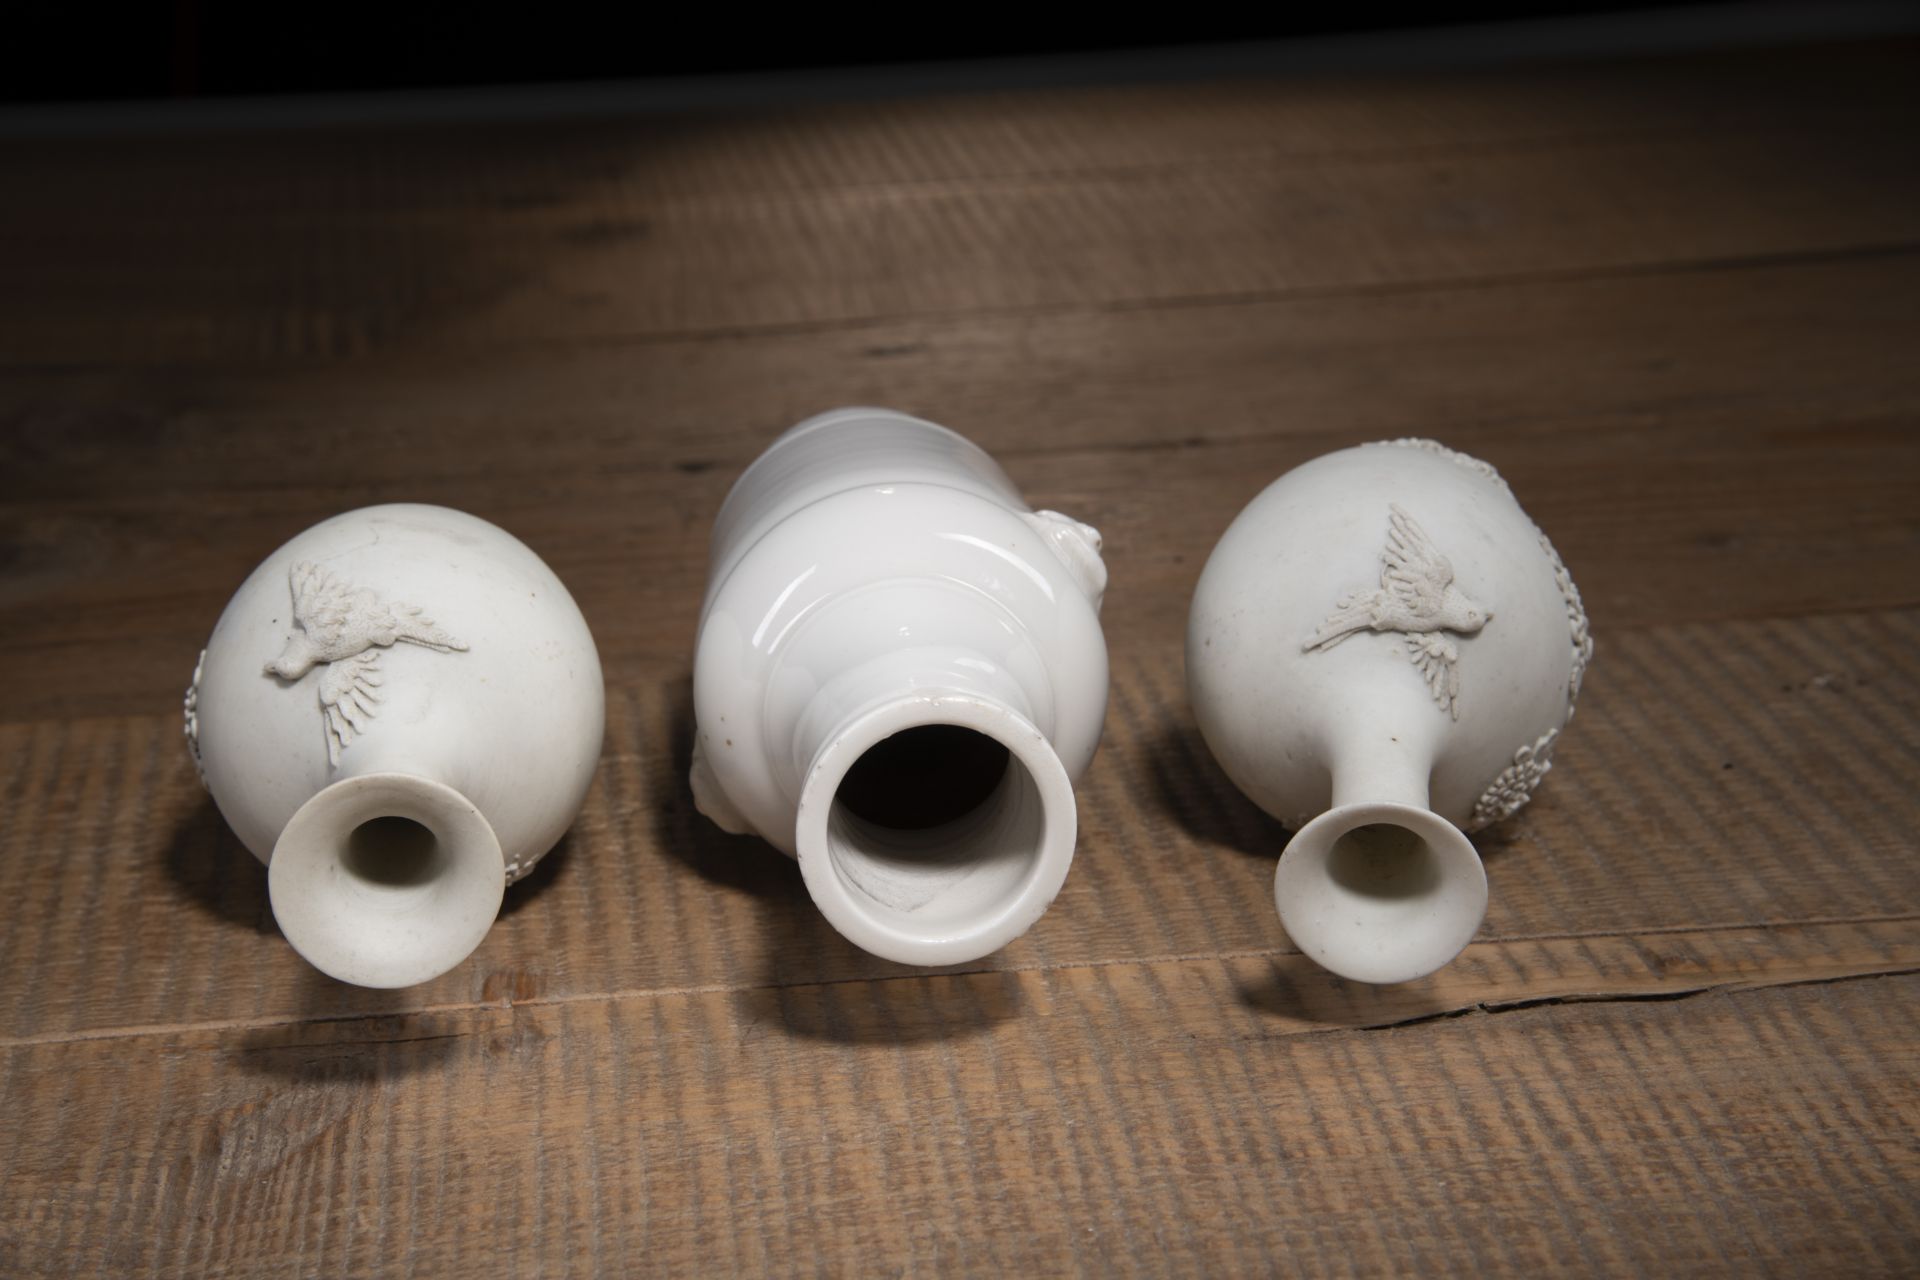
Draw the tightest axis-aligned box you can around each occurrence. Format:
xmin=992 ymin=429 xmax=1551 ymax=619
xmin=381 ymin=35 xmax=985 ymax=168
xmin=1275 ymin=695 xmax=1485 ymax=985
xmin=786 ymin=646 xmax=1034 ymax=787
xmin=268 ymin=771 xmax=505 ymax=988
xmin=1316 ymin=684 xmax=1448 ymax=812
xmin=788 ymin=675 xmax=1077 ymax=967
xmin=759 ymin=577 xmax=1072 ymax=964
xmin=765 ymin=577 xmax=1052 ymax=800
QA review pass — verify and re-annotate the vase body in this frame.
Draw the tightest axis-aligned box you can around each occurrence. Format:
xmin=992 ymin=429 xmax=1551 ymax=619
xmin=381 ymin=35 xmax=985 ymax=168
xmin=187 ymin=503 xmax=605 ymax=988
xmin=1187 ymin=439 xmax=1593 ymax=984
xmin=691 ymin=407 xmax=1110 ymax=966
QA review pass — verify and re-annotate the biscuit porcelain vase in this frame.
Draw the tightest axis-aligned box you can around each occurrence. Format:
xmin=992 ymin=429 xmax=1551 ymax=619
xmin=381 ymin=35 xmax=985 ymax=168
xmin=690 ymin=408 xmax=1109 ymax=966
xmin=1186 ymin=440 xmax=1593 ymax=985
xmin=185 ymin=504 xmax=605 ymax=988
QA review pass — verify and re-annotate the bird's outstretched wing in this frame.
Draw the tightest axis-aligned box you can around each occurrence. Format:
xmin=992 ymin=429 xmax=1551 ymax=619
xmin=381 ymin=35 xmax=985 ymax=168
xmin=318 ymin=650 xmax=383 ymax=764
xmin=291 ymin=560 xmax=467 ymax=653
xmin=1405 ymin=633 xmax=1460 ymax=719
xmin=385 ymin=600 xmax=468 ymax=653
xmin=1380 ymin=505 xmax=1454 ymax=620
xmin=290 ymin=561 xmax=360 ymax=649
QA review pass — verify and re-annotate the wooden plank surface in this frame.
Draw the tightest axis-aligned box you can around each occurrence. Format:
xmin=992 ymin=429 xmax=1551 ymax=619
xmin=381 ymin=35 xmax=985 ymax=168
xmin=4 ymin=104 xmax=1917 ymax=366
xmin=2 ymin=607 xmax=1917 ymax=1040
xmin=3 ymin=971 xmax=1915 ymax=1275
xmin=2 ymin=35 xmax=1918 ymax=1277
xmin=3 ymin=41 xmax=1917 ymax=367
xmin=5 ymin=250 xmax=1919 ymax=721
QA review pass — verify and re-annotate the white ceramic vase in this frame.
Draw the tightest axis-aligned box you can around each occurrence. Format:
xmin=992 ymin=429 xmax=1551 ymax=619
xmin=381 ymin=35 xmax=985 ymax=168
xmin=186 ymin=503 xmax=605 ymax=988
xmin=690 ymin=408 xmax=1109 ymax=965
xmin=1186 ymin=440 xmax=1593 ymax=984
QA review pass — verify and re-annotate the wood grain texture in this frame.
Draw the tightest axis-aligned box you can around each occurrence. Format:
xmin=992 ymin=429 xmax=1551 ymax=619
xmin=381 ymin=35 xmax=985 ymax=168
xmin=5 ymin=250 xmax=1919 ymax=721
xmin=2 ymin=35 xmax=1917 ymax=1278
xmin=2 ymin=43 xmax=1917 ymax=366
xmin=2 ymin=607 xmax=1917 ymax=1043
xmin=2 ymin=970 xmax=1915 ymax=1275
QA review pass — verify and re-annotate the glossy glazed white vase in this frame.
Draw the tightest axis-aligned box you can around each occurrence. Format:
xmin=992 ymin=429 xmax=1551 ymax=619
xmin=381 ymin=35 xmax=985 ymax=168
xmin=690 ymin=408 xmax=1109 ymax=966
xmin=186 ymin=503 xmax=605 ymax=988
xmin=1187 ymin=440 xmax=1593 ymax=984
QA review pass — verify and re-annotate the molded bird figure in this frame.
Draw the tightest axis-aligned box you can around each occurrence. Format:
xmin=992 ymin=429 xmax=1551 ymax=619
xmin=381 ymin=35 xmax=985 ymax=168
xmin=265 ymin=561 xmax=469 ymax=763
xmin=1303 ymin=504 xmax=1490 ymax=718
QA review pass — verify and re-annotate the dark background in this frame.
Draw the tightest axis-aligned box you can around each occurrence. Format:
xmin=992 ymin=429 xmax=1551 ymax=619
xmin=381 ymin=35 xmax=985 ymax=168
xmin=8 ymin=2 xmax=1766 ymax=104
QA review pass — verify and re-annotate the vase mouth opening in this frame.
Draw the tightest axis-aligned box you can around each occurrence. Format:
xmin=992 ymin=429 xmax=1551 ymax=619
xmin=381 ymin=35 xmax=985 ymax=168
xmin=343 ymin=815 xmax=443 ymax=885
xmin=269 ymin=772 xmax=505 ymax=989
xmin=1274 ymin=801 xmax=1486 ymax=985
xmin=796 ymin=695 xmax=1076 ymax=966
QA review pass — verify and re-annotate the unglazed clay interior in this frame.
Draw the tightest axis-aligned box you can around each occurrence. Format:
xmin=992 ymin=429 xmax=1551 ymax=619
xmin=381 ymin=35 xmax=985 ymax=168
xmin=344 ymin=815 xmax=444 ymax=887
xmin=269 ymin=773 xmax=506 ymax=989
xmin=1274 ymin=802 xmax=1487 ymax=986
xmin=1324 ymin=823 xmax=1444 ymax=901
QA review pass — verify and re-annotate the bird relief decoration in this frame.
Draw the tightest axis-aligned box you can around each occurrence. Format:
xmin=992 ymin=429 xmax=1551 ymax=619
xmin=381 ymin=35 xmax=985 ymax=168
xmin=1303 ymin=504 xmax=1489 ymax=718
xmin=264 ymin=561 xmax=469 ymax=764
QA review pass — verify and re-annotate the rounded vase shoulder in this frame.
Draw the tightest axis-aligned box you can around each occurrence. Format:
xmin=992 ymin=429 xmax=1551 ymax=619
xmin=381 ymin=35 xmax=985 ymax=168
xmin=691 ymin=408 xmax=1111 ymax=967
xmin=187 ymin=503 xmax=605 ymax=988
xmin=1188 ymin=439 xmax=1593 ymax=984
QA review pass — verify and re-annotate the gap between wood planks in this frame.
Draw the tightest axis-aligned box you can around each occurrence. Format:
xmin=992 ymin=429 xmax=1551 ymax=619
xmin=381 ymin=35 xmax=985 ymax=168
xmin=1369 ymin=966 xmax=1920 ymax=1029
xmin=3 ymin=915 xmax=1913 ymax=1052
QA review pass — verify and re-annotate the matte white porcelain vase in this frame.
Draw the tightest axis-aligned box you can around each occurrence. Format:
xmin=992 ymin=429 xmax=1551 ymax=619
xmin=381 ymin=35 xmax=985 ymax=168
xmin=1187 ymin=440 xmax=1592 ymax=984
xmin=690 ymin=408 xmax=1109 ymax=965
xmin=185 ymin=504 xmax=605 ymax=988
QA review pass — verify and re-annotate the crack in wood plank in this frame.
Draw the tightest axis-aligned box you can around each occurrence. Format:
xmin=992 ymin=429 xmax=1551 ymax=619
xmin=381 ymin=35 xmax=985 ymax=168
xmin=2 ymin=918 xmax=1912 ymax=1051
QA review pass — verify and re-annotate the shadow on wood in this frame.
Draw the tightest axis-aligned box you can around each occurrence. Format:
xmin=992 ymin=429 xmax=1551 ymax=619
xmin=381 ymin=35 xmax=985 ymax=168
xmin=647 ymin=675 xmax=801 ymax=903
xmin=1146 ymin=720 xmax=1295 ymax=861
xmin=227 ymin=1004 xmax=470 ymax=1083
xmin=500 ymin=826 xmax=572 ymax=917
xmin=736 ymin=967 xmax=1028 ymax=1046
xmin=1230 ymin=953 xmax=1460 ymax=1028
xmin=162 ymin=793 xmax=275 ymax=936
